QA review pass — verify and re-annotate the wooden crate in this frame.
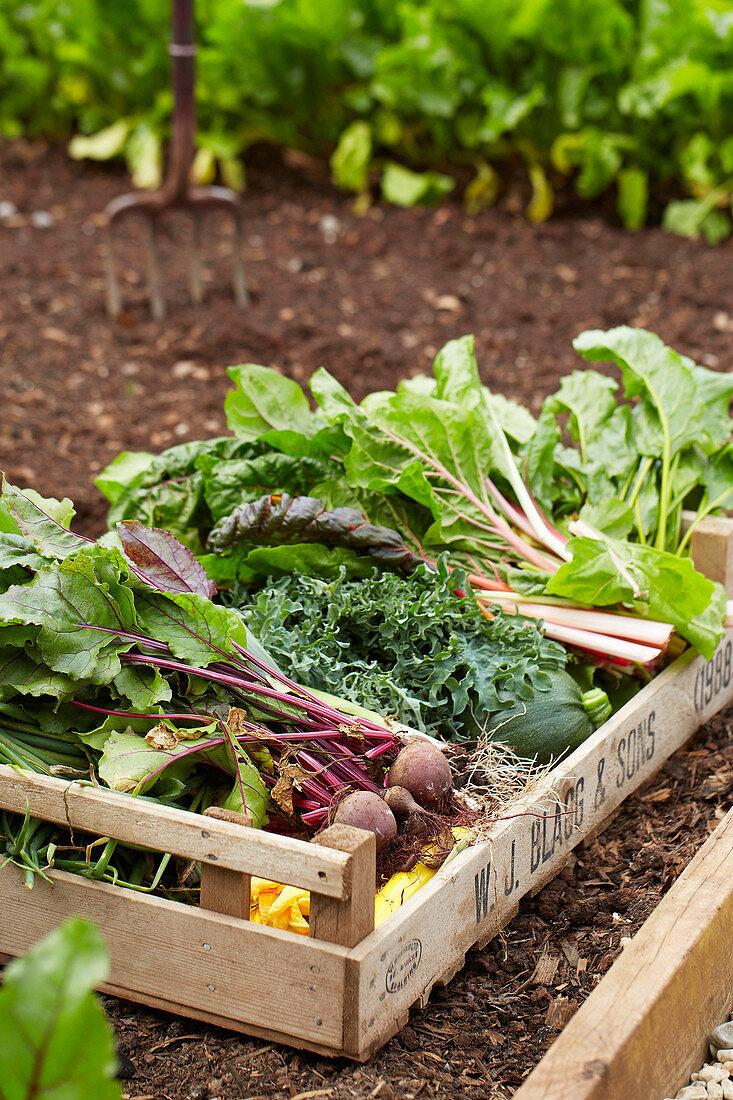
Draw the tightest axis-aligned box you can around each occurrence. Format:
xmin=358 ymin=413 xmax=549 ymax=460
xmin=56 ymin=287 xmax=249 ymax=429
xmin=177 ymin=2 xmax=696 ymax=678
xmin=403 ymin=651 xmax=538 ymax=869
xmin=514 ymin=807 xmax=733 ymax=1100
xmin=1 ymin=518 xmax=732 ymax=1060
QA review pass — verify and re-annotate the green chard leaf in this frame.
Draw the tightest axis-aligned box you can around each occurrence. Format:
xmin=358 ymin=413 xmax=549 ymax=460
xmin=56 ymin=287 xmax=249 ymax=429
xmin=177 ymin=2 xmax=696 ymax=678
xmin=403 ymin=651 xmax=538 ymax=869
xmin=549 ymin=370 xmax=618 ymax=461
xmin=0 ymin=556 xmax=140 ymax=683
xmin=95 ymin=450 xmax=156 ymax=505
xmin=0 ymin=533 xmax=47 ymax=574
xmin=573 ymin=327 xmax=711 ymax=550
xmin=98 ymin=726 xmax=269 ymax=826
xmin=0 ymin=477 xmax=87 ymax=560
xmin=132 ymin=589 xmax=234 ymax=667
xmin=0 ymin=917 xmax=120 ymax=1100
xmin=225 ymin=363 xmax=315 ymax=440
xmin=548 ymin=535 xmax=726 ymax=658
xmin=573 ymin=327 xmax=700 ymax=460
xmin=338 ymin=388 xmax=495 ymax=545
xmin=239 ymin=543 xmax=376 ymax=581
xmin=524 ymin=404 xmax=561 ymax=511
xmin=699 ymin=445 xmax=733 ymax=513
xmin=0 ymin=646 xmax=80 ymax=702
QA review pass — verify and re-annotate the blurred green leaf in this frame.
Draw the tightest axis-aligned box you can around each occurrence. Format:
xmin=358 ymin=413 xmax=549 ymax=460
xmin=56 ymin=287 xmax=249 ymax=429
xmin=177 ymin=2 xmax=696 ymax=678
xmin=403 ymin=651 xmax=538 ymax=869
xmin=68 ymin=119 xmax=131 ymax=161
xmin=191 ymin=146 xmax=216 ymax=185
xmin=220 ymin=155 xmax=246 ymax=192
xmin=617 ymin=166 xmax=648 ymax=230
xmin=330 ymin=120 xmax=372 ymax=192
xmin=4 ymin=0 xmax=733 ymax=235
xmin=464 ymin=161 xmax=500 ymax=215
xmin=0 ymin=917 xmax=120 ymax=1100
xmin=125 ymin=121 xmax=161 ymax=189
xmin=526 ymin=160 xmax=553 ymax=223
xmin=380 ymin=162 xmax=454 ymax=206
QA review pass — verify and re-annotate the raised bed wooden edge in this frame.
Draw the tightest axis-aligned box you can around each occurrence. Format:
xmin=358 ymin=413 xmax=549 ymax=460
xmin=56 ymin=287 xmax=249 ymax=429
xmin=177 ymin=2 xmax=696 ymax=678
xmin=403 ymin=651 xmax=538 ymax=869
xmin=1 ymin=517 xmax=732 ymax=1060
xmin=514 ymin=806 xmax=733 ymax=1100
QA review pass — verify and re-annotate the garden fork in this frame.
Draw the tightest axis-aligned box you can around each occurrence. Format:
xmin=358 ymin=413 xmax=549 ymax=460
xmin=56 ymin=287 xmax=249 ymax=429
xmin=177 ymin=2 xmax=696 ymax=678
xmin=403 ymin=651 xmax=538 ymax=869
xmin=103 ymin=0 xmax=248 ymax=319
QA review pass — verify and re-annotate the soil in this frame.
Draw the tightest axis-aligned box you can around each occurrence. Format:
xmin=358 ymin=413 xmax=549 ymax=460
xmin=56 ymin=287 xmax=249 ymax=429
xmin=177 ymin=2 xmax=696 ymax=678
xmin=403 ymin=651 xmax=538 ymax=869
xmin=1 ymin=139 xmax=733 ymax=1100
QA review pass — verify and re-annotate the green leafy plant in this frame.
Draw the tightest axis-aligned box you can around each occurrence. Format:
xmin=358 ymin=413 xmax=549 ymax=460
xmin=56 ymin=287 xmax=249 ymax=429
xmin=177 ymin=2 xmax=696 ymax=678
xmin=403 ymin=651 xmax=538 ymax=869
xmin=98 ymin=326 xmax=731 ymax=666
xmin=230 ymin=557 xmax=608 ymax=746
xmin=0 ymin=917 xmax=120 ymax=1100
xmin=3 ymin=0 xmax=733 ymax=228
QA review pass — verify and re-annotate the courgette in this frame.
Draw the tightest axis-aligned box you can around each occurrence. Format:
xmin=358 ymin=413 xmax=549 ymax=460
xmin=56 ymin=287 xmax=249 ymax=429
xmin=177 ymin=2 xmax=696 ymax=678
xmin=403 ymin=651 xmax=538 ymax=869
xmin=484 ymin=668 xmax=611 ymax=762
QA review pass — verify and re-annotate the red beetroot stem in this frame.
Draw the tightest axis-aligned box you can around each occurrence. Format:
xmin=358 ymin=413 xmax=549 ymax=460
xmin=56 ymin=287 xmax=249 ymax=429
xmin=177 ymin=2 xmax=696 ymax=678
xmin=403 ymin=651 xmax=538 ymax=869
xmin=122 ymin=653 xmax=396 ymax=743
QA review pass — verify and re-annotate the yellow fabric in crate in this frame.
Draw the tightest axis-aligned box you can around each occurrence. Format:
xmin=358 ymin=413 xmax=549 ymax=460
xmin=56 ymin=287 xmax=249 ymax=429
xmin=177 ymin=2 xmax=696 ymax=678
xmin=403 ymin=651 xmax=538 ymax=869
xmin=250 ymin=878 xmax=310 ymax=934
xmin=249 ymin=870 xmax=435 ymax=935
xmin=248 ymin=827 xmax=470 ymax=934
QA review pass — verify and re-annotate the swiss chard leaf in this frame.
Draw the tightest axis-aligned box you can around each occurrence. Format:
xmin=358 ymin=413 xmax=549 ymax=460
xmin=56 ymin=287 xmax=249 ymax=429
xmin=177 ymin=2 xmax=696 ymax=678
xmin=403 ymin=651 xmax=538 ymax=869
xmin=0 ymin=917 xmax=120 ymax=1100
xmin=336 ymin=386 xmax=495 ymax=545
xmin=207 ymin=493 xmax=422 ymax=571
xmin=547 ymin=534 xmax=726 ymax=657
xmin=225 ymin=363 xmax=316 ymax=440
xmin=699 ymin=444 xmax=733 ymax=513
xmin=201 ymin=451 xmax=339 ymax=522
xmin=573 ymin=327 xmax=700 ymax=458
xmin=104 ymin=437 xmax=257 ymax=536
xmin=572 ymin=326 xmax=717 ymax=549
xmin=95 ymin=450 xmax=156 ymax=505
xmin=240 ymin=543 xmax=377 ymax=581
xmin=549 ymin=369 xmax=618 ymax=461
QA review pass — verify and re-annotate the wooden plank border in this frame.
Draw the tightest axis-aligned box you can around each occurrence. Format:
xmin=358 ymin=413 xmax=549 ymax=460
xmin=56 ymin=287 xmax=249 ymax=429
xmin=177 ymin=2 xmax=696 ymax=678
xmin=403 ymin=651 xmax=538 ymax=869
xmin=514 ymin=808 xmax=733 ymax=1100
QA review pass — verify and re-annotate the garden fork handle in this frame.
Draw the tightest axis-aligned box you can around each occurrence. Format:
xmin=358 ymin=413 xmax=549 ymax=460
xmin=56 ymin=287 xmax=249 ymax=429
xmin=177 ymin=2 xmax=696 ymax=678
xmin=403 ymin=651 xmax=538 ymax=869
xmin=167 ymin=0 xmax=196 ymax=201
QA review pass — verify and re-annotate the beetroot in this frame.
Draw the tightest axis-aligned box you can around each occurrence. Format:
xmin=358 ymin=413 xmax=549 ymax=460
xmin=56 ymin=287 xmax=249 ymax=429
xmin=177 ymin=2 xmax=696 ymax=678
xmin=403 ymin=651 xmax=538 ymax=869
xmin=383 ymin=785 xmax=422 ymax=817
xmin=388 ymin=740 xmax=452 ymax=810
xmin=333 ymin=790 xmax=397 ymax=852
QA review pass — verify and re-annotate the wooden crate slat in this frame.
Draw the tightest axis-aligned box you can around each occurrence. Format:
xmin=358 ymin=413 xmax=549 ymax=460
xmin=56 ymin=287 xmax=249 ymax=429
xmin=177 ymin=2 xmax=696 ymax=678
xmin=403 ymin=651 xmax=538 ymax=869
xmin=0 ymin=864 xmax=348 ymax=1049
xmin=199 ymin=806 xmax=252 ymax=918
xmin=0 ymin=767 xmax=351 ymax=898
xmin=691 ymin=515 xmax=733 ymax=592
xmin=348 ymin=628 xmax=733 ymax=1059
xmin=310 ymin=825 xmax=376 ymax=949
xmin=97 ymin=984 xmax=362 ymax=1059
xmin=514 ymin=808 xmax=733 ymax=1100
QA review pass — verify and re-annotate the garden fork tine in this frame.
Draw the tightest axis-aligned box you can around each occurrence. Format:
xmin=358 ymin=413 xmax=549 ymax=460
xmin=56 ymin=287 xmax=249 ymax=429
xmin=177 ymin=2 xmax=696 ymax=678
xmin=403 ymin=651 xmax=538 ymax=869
xmin=102 ymin=0 xmax=249 ymax=319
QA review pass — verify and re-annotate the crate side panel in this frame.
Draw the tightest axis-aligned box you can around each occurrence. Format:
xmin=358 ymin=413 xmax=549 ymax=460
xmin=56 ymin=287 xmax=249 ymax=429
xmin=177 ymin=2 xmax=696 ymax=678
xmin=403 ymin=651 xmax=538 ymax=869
xmin=349 ymin=630 xmax=733 ymax=1058
xmin=0 ymin=866 xmax=346 ymax=1049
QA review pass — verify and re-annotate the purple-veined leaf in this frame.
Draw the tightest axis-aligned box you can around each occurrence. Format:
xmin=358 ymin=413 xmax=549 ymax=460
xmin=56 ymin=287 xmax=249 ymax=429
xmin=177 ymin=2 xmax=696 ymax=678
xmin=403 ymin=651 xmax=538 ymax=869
xmin=117 ymin=520 xmax=216 ymax=599
xmin=1 ymin=475 xmax=90 ymax=559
